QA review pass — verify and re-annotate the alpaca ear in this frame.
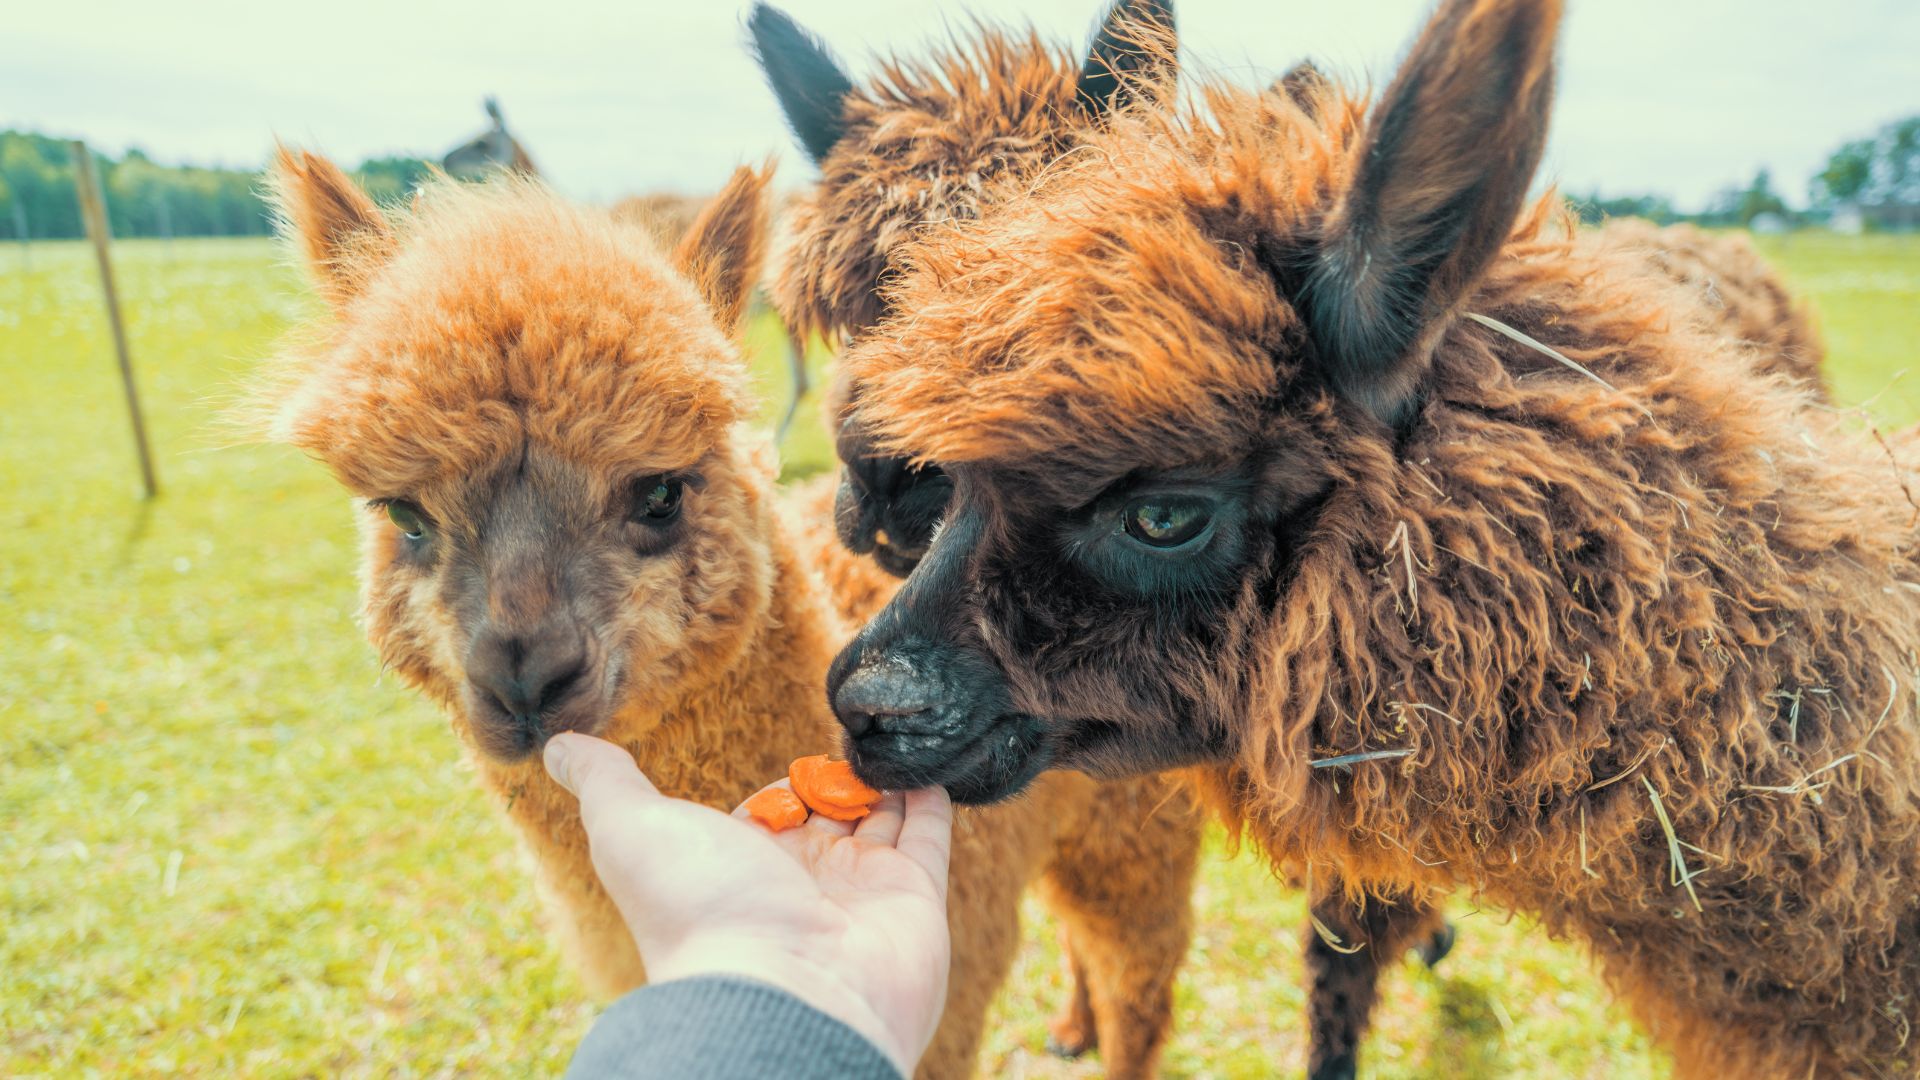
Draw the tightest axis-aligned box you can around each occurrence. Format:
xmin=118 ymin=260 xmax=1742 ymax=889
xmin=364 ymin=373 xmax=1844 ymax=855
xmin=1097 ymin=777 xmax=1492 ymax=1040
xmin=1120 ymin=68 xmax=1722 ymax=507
xmin=1303 ymin=0 xmax=1561 ymax=425
xmin=748 ymin=3 xmax=855 ymax=165
xmin=1076 ymin=0 xmax=1177 ymax=118
xmin=674 ymin=163 xmax=774 ymax=332
xmin=270 ymin=146 xmax=394 ymax=310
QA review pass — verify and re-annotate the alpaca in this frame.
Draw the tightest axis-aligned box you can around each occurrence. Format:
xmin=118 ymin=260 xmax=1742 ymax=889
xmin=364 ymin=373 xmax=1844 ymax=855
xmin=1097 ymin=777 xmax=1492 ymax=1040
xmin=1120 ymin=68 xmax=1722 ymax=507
xmin=751 ymin=4 xmax=1451 ymax=1073
xmin=1276 ymin=60 xmax=1829 ymax=399
xmin=1600 ymin=217 xmax=1827 ymax=395
xmin=255 ymin=153 xmax=1202 ymax=1079
xmin=823 ymin=0 xmax=1920 ymax=1076
xmin=442 ymin=97 xmax=537 ymax=180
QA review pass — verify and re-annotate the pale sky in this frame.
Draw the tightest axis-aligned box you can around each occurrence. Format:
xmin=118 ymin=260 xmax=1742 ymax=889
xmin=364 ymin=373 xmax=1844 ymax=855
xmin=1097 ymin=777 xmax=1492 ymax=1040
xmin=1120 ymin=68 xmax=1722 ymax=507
xmin=7 ymin=0 xmax=1918 ymax=211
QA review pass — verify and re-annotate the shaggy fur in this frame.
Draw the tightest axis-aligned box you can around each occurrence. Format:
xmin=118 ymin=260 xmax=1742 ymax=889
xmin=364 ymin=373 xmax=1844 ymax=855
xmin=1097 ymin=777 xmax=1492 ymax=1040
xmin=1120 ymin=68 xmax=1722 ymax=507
xmin=831 ymin=1 xmax=1920 ymax=1075
xmin=255 ymin=152 xmax=1204 ymax=1079
xmin=1601 ymin=218 xmax=1827 ymax=395
xmin=757 ymin=6 xmax=1455 ymax=1073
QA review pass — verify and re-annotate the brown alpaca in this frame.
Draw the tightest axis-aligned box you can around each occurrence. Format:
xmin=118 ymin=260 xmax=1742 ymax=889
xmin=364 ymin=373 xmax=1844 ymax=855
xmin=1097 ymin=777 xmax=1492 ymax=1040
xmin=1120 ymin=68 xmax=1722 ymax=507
xmin=824 ymin=0 xmax=1920 ymax=1076
xmin=751 ymin=4 xmax=1451 ymax=1074
xmin=1277 ymin=59 xmax=1829 ymax=400
xmin=253 ymin=152 xmax=1202 ymax=1079
xmin=1599 ymin=217 xmax=1827 ymax=395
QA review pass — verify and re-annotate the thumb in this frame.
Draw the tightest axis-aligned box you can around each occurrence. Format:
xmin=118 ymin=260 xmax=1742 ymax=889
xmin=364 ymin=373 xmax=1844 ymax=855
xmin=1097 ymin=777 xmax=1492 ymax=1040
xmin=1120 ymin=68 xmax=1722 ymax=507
xmin=544 ymin=733 xmax=661 ymax=833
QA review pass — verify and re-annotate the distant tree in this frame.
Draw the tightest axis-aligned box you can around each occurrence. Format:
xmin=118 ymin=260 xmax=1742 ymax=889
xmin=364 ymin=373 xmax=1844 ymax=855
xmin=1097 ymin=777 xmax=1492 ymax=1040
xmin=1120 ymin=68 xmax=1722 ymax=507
xmin=0 ymin=130 xmax=439 ymax=239
xmin=1700 ymin=169 xmax=1789 ymax=228
xmin=1811 ymin=115 xmax=1920 ymax=212
xmin=354 ymin=156 xmax=436 ymax=205
xmin=1813 ymin=138 xmax=1875 ymax=205
xmin=1569 ymin=190 xmax=1680 ymax=226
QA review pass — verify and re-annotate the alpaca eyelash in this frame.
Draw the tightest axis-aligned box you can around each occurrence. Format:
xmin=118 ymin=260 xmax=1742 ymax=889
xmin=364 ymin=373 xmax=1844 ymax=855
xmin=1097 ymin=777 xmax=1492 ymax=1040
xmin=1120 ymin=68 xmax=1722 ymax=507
xmin=365 ymin=496 xmax=432 ymax=520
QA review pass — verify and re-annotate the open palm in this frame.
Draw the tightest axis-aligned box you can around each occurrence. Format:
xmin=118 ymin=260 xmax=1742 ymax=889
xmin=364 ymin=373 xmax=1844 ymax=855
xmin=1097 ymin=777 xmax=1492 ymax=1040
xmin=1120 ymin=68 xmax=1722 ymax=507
xmin=545 ymin=733 xmax=954 ymax=1076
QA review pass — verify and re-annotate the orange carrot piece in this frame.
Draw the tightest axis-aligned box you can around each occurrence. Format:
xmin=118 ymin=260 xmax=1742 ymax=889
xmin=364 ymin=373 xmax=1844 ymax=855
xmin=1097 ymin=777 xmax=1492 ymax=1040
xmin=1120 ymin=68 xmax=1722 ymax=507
xmin=788 ymin=755 xmax=882 ymax=819
xmin=743 ymin=786 xmax=809 ymax=832
xmin=805 ymin=799 xmax=872 ymax=822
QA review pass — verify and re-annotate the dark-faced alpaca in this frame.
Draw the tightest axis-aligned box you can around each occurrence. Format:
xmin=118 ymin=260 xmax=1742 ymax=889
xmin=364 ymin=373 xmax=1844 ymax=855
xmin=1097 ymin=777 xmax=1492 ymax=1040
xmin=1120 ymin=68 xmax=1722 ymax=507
xmin=1279 ymin=63 xmax=1827 ymax=400
xmin=754 ymin=3 xmax=1450 ymax=1075
xmin=828 ymin=0 xmax=1920 ymax=1076
xmin=751 ymin=0 xmax=1176 ymax=578
xmin=253 ymin=155 xmax=1201 ymax=1080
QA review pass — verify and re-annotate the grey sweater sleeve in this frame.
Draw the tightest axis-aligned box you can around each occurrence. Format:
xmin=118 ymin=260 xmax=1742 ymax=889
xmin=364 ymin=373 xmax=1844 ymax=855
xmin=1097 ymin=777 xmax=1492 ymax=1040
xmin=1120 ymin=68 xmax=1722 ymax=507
xmin=564 ymin=976 xmax=905 ymax=1080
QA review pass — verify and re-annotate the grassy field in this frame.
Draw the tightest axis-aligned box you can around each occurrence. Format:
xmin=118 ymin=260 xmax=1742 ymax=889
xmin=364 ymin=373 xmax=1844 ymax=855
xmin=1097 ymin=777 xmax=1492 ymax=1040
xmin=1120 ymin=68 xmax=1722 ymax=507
xmin=2 ymin=231 xmax=1914 ymax=1078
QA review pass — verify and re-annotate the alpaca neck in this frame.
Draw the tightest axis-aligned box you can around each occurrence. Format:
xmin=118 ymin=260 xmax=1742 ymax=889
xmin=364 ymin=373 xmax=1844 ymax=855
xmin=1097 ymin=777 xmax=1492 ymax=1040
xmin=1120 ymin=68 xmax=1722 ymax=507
xmin=468 ymin=521 xmax=843 ymax=997
xmin=616 ymin=532 xmax=843 ymax=802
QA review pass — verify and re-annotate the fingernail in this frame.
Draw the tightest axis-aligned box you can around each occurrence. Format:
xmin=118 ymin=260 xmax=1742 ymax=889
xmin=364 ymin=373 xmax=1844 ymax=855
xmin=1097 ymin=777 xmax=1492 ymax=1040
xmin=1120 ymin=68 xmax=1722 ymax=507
xmin=543 ymin=736 xmax=575 ymax=794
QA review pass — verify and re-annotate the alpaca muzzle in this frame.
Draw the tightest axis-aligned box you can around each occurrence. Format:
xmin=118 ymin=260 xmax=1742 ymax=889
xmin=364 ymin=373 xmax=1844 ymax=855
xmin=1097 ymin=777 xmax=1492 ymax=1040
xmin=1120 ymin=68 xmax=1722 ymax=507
xmin=827 ymin=506 xmax=1052 ymax=803
xmin=463 ymin=617 xmax=594 ymax=761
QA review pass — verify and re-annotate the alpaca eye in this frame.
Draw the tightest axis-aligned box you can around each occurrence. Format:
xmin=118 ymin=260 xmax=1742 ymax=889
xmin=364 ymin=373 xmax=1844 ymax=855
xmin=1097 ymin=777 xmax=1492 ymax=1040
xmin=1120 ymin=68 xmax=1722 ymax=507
xmin=632 ymin=476 xmax=684 ymax=524
xmin=386 ymin=500 xmax=429 ymax=541
xmin=1123 ymin=497 xmax=1212 ymax=549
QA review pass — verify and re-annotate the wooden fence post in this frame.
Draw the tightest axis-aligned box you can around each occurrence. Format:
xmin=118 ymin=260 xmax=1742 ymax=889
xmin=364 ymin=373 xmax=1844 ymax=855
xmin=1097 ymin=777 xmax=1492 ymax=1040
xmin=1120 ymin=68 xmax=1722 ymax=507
xmin=70 ymin=140 xmax=159 ymax=499
xmin=11 ymin=202 xmax=27 ymax=270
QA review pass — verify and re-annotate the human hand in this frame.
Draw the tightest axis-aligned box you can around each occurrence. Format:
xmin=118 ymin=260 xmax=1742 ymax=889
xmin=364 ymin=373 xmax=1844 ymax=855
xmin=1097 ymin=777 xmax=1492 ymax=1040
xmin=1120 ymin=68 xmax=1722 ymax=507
xmin=542 ymin=732 xmax=954 ymax=1076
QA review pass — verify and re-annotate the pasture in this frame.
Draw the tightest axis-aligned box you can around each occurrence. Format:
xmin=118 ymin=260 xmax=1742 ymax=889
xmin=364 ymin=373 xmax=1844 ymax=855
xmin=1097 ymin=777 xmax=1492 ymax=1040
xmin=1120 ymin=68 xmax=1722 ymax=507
xmin=3 ymin=231 xmax=1915 ymax=1077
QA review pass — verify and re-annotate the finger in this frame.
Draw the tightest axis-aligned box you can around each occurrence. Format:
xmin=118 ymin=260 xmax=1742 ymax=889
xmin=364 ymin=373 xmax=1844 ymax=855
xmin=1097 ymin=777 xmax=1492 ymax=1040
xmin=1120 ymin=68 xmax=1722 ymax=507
xmin=896 ymin=786 xmax=955 ymax=889
xmin=804 ymin=807 xmax=859 ymax=840
xmin=852 ymin=789 xmax=906 ymax=847
xmin=544 ymin=733 xmax=661 ymax=837
xmin=729 ymin=777 xmax=796 ymax=823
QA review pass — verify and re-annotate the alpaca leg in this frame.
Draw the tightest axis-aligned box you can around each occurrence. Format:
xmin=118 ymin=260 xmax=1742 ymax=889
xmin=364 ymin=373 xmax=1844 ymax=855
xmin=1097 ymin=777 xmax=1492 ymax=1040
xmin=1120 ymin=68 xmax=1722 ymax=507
xmin=1044 ymin=927 xmax=1097 ymax=1059
xmin=1304 ymin=887 xmax=1449 ymax=1080
xmin=1037 ymin=778 xmax=1204 ymax=1080
xmin=542 ymin=872 xmax=647 ymax=997
xmin=914 ymin=815 xmax=1034 ymax=1080
xmin=498 ymin=777 xmax=651 ymax=998
xmin=777 ymin=328 xmax=809 ymax=443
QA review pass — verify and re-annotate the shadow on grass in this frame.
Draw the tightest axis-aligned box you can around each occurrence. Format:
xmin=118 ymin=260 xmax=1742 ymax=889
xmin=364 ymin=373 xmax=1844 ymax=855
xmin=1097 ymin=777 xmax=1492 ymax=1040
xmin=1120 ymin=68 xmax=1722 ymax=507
xmin=1408 ymin=970 xmax=1513 ymax=1078
xmin=114 ymin=497 xmax=156 ymax=568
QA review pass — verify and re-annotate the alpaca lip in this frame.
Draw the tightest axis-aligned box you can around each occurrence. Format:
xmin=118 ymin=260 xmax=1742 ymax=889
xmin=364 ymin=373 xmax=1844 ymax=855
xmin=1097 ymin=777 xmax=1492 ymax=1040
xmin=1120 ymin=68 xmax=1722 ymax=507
xmin=464 ymin=691 xmax=608 ymax=764
xmin=845 ymin=713 xmax=1052 ymax=805
xmin=868 ymin=540 xmax=926 ymax=579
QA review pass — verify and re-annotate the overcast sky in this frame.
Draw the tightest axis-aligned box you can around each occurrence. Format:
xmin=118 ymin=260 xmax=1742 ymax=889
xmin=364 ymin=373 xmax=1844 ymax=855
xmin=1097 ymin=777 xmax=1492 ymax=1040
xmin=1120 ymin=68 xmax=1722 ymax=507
xmin=7 ymin=0 xmax=1917 ymax=210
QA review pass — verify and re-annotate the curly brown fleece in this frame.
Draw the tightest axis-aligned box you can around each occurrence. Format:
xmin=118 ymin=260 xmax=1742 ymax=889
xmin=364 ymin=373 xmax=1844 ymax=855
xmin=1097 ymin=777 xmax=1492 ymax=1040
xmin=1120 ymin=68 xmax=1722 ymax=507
xmin=759 ymin=7 xmax=1478 ymax=1073
xmin=1600 ymin=218 xmax=1827 ymax=395
xmin=839 ymin=1 xmax=1920 ymax=1075
xmin=256 ymin=153 xmax=1201 ymax=1080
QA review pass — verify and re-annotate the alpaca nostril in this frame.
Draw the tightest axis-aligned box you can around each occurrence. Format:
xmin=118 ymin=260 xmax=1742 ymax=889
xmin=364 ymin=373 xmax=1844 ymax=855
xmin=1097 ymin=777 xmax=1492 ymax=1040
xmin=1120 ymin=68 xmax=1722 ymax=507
xmin=536 ymin=657 xmax=585 ymax=713
xmin=833 ymin=663 xmax=941 ymax=738
xmin=467 ymin=625 xmax=590 ymax=729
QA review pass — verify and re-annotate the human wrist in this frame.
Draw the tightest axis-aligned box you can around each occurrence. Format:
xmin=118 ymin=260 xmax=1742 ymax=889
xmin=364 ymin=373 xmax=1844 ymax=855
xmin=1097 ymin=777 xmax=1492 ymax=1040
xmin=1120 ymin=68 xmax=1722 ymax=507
xmin=647 ymin=936 xmax=914 ymax=1075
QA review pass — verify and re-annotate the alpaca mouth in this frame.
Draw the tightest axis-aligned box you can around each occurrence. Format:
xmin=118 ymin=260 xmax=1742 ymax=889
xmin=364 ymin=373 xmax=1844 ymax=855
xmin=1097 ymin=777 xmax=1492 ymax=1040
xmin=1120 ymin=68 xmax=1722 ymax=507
xmin=868 ymin=537 xmax=928 ymax=578
xmin=465 ymin=692 xmax=609 ymax=764
xmin=844 ymin=712 xmax=1052 ymax=805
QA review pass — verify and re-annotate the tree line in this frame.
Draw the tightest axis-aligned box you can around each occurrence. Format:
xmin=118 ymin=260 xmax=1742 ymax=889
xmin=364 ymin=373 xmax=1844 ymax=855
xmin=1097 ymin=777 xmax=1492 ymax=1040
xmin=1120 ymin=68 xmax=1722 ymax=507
xmin=7 ymin=113 xmax=1917 ymax=240
xmin=1573 ymin=113 xmax=1917 ymax=229
xmin=0 ymin=130 xmax=433 ymax=240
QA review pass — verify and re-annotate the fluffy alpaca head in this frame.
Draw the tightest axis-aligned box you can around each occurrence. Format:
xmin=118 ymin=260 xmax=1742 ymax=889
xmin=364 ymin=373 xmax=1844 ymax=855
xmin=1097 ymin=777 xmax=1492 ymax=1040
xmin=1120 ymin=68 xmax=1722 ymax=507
xmin=257 ymin=152 xmax=778 ymax=762
xmin=823 ymin=0 xmax=1574 ymax=801
xmin=750 ymin=0 xmax=1175 ymax=576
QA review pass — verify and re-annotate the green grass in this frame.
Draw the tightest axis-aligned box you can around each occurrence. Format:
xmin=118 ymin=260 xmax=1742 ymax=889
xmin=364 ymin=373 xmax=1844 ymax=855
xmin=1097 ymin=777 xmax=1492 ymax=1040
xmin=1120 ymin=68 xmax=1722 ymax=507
xmin=2 ymin=232 xmax=1915 ymax=1077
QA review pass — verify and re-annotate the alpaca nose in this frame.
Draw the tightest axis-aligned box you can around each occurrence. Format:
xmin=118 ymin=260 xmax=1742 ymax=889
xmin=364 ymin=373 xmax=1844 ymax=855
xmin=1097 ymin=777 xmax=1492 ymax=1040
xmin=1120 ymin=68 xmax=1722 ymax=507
xmin=466 ymin=620 xmax=588 ymax=725
xmin=832 ymin=662 xmax=942 ymax=739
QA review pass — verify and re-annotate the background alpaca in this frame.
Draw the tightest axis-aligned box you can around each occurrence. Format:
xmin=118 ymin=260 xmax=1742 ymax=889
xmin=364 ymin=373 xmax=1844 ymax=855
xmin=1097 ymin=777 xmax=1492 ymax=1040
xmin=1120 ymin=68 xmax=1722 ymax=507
xmin=825 ymin=0 xmax=1920 ymax=1075
xmin=1600 ymin=218 xmax=1828 ymax=395
xmin=750 ymin=3 xmax=1452 ymax=1074
xmin=255 ymin=153 xmax=1199 ymax=1079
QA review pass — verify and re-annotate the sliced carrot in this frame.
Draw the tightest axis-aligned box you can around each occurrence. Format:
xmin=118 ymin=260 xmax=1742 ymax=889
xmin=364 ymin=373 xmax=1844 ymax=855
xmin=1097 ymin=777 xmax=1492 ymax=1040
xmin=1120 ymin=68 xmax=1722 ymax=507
xmin=805 ymin=799 xmax=872 ymax=822
xmin=743 ymin=786 xmax=809 ymax=832
xmin=788 ymin=755 xmax=882 ymax=819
